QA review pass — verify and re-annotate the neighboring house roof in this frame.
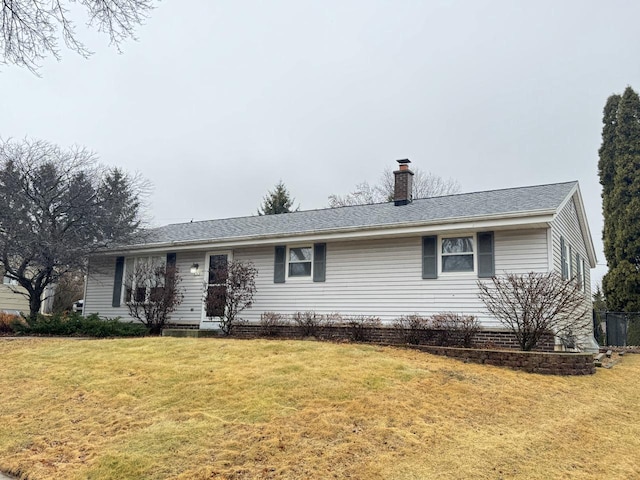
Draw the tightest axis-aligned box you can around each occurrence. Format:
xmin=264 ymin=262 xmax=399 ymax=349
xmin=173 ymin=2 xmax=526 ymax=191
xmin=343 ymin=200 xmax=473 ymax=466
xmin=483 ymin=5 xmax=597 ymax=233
xmin=114 ymin=181 xmax=596 ymax=262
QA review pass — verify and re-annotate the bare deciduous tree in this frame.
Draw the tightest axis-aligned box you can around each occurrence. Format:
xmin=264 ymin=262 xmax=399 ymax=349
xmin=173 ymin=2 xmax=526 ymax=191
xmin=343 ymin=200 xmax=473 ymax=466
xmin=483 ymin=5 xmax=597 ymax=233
xmin=52 ymin=270 xmax=85 ymax=313
xmin=477 ymin=272 xmax=591 ymax=351
xmin=204 ymin=260 xmax=257 ymax=335
xmin=0 ymin=138 xmax=147 ymax=319
xmin=124 ymin=261 xmax=183 ymax=335
xmin=328 ymin=167 xmax=461 ymax=207
xmin=1 ymin=0 xmax=156 ymax=73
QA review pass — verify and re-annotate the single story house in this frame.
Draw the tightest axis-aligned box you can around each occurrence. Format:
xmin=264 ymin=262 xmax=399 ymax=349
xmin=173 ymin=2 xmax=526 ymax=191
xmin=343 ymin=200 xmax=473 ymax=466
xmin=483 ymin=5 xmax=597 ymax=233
xmin=0 ymin=274 xmax=29 ymax=314
xmin=85 ymin=160 xmax=597 ymax=349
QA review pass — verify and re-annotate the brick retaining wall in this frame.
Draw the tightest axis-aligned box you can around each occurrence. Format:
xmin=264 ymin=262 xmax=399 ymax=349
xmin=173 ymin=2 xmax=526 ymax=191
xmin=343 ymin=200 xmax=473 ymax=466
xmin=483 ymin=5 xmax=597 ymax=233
xmin=410 ymin=345 xmax=596 ymax=375
xmin=162 ymin=325 xmax=594 ymax=375
xmin=230 ymin=324 xmax=556 ymax=352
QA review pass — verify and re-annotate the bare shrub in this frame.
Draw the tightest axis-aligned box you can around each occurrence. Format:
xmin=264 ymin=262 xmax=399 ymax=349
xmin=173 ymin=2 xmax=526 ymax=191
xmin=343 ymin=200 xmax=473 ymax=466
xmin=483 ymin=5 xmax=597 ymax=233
xmin=344 ymin=316 xmax=382 ymax=342
xmin=453 ymin=314 xmax=481 ymax=348
xmin=259 ymin=312 xmax=285 ymax=337
xmin=393 ymin=314 xmax=430 ymax=345
xmin=430 ymin=313 xmax=455 ymax=346
xmin=292 ymin=311 xmax=325 ymax=337
xmin=477 ymin=272 xmax=591 ymax=351
xmin=324 ymin=312 xmax=342 ymax=327
xmin=0 ymin=312 xmax=24 ymax=333
xmin=430 ymin=312 xmax=481 ymax=348
xmin=125 ymin=262 xmax=184 ymax=335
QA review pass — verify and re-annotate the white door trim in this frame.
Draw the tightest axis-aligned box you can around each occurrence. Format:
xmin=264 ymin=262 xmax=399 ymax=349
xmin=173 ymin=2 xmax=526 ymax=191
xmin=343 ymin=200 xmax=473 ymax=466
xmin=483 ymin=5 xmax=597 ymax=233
xmin=199 ymin=250 xmax=233 ymax=329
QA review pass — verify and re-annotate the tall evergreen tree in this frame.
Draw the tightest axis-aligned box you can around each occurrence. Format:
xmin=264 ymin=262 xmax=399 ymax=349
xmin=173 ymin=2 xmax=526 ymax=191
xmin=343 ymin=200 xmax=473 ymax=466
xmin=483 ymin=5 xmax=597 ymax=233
xmin=258 ymin=181 xmax=297 ymax=215
xmin=598 ymin=94 xmax=621 ymax=264
xmin=600 ymin=86 xmax=640 ymax=312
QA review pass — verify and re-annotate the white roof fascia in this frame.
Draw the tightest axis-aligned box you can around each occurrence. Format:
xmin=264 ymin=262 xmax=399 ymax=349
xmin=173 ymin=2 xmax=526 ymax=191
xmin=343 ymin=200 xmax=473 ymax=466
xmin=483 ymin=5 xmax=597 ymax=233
xmin=571 ymin=186 xmax=598 ymax=268
xmin=102 ymin=210 xmax=556 ymax=256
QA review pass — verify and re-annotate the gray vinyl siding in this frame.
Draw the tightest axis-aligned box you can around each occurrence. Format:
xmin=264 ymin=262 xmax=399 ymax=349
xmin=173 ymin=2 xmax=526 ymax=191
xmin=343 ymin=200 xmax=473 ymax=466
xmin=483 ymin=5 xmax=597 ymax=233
xmin=84 ymin=228 xmax=550 ymax=329
xmin=85 ymin=251 xmax=207 ymax=325
xmin=0 ymin=285 xmax=29 ymax=312
xmin=494 ymin=229 xmax=549 ymax=274
xmin=172 ymin=251 xmax=209 ymax=325
xmin=85 ymin=256 xmax=131 ymax=319
xmin=551 ymin=196 xmax=592 ymax=298
xmin=235 ymin=229 xmax=549 ymax=328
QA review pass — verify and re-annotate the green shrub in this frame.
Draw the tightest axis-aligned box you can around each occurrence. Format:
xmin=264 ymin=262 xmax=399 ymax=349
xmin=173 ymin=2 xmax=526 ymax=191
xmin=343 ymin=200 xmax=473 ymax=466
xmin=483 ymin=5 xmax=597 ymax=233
xmin=14 ymin=312 xmax=148 ymax=337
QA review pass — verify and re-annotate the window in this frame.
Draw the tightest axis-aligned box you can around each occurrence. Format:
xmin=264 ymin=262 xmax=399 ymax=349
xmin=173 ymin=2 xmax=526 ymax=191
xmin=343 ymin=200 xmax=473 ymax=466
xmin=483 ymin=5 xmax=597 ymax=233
xmin=441 ymin=236 xmax=474 ymax=273
xmin=288 ymin=246 xmax=312 ymax=277
xmin=274 ymin=244 xmax=326 ymax=283
xmin=423 ymin=232 xmax=493 ymax=279
xmin=2 ymin=276 xmax=18 ymax=286
xmin=124 ymin=255 xmax=165 ymax=303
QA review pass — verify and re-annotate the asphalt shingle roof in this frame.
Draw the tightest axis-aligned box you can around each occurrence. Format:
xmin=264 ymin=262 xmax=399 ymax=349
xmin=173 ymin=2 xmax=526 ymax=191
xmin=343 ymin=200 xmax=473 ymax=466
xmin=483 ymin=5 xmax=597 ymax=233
xmin=136 ymin=181 xmax=577 ymax=247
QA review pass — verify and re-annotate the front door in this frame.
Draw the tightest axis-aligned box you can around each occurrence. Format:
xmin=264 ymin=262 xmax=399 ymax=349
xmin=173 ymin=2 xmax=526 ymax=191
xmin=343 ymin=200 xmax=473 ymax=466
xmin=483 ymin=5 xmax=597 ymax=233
xmin=200 ymin=251 xmax=231 ymax=330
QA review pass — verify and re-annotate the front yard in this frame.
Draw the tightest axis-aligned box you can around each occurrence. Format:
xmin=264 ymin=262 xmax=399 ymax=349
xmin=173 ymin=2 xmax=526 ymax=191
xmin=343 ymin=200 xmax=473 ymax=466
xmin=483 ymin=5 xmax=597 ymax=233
xmin=0 ymin=338 xmax=639 ymax=479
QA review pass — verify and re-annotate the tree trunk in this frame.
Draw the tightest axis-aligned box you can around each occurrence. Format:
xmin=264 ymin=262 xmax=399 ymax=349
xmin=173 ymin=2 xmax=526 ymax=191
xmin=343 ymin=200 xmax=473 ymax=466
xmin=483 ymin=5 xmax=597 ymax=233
xmin=28 ymin=289 xmax=43 ymax=323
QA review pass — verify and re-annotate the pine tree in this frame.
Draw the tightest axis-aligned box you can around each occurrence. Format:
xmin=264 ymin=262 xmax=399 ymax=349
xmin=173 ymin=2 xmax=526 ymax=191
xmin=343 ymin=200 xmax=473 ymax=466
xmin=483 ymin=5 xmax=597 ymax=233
xmin=600 ymin=86 xmax=640 ymax=312
xmin=258 ymin=181 xmax=297 ymax=215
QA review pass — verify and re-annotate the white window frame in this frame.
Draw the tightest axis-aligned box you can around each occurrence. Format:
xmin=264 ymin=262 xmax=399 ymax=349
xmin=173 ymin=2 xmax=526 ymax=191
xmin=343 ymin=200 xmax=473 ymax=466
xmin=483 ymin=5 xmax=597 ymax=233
xmin=286 ymin=245 xmax=313 ymax=279
xmin=123 ymin=255 xmax=165 ymax=304
xmin=2 ymin=275 xmax=18 ymax=286
xmin=439 ymin=234 xmax=476 ymax=275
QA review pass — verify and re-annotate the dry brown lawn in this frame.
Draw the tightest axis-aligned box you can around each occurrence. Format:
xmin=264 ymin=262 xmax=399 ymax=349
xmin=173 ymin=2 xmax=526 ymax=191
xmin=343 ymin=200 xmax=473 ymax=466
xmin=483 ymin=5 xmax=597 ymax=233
xmin=0 ymin=337 xmax=639 ymax=479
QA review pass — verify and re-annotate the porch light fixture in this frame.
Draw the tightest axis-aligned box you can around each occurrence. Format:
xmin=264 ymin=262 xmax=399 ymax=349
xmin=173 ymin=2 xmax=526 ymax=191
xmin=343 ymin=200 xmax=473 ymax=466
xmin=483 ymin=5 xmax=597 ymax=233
xmin=190 ymin=263 xmax=199 ymax=275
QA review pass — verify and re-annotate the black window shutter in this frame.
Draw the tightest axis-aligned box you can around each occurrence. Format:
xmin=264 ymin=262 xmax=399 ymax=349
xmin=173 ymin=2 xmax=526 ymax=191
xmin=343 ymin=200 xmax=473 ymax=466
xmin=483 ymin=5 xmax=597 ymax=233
xmin=568 ymin=244 xmax=573 ymax=279
xmin=477 ymin=231 xmax=495 ymax=278
xmin=166 ymin=252 xmax=177 ymax=269
xmin=560 ymin=236 xmax=567 ymax=279
xmin=422 ymin=236 xmax=437 ymax=279
xmin=313 ymin=243 xmax=326 ymax=282
xmin=274 ymin=246 xmax=286 ymax=283
xmin=112 ymin=256 xmax=125 ymax=307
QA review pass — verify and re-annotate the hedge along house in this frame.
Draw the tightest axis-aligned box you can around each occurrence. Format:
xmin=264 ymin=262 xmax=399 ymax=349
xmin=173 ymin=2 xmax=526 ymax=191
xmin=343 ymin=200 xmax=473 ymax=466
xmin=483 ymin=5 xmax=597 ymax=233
xmin=84 ymin=159 xmax=597 ymax=350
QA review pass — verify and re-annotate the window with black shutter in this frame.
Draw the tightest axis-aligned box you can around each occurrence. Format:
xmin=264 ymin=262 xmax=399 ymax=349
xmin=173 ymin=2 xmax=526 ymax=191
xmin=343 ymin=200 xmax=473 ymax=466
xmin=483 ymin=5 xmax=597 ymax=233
xmin=477 ymin=232 xmax=495 ymax=278
xmin=422 ymin=236 xmax=437 ymax=279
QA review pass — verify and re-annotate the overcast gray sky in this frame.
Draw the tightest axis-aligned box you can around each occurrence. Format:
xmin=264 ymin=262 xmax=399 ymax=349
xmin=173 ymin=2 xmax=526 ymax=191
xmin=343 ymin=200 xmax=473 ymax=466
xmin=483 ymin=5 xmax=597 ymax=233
xmin=2 ymin=0 xmax=639 ymax=288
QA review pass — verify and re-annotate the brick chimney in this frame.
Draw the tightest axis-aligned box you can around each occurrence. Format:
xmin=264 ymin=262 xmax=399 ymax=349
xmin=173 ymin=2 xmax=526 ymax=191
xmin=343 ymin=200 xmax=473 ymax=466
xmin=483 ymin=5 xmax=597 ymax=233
xmin=393 ymin=159 xmax=414 ymax=206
